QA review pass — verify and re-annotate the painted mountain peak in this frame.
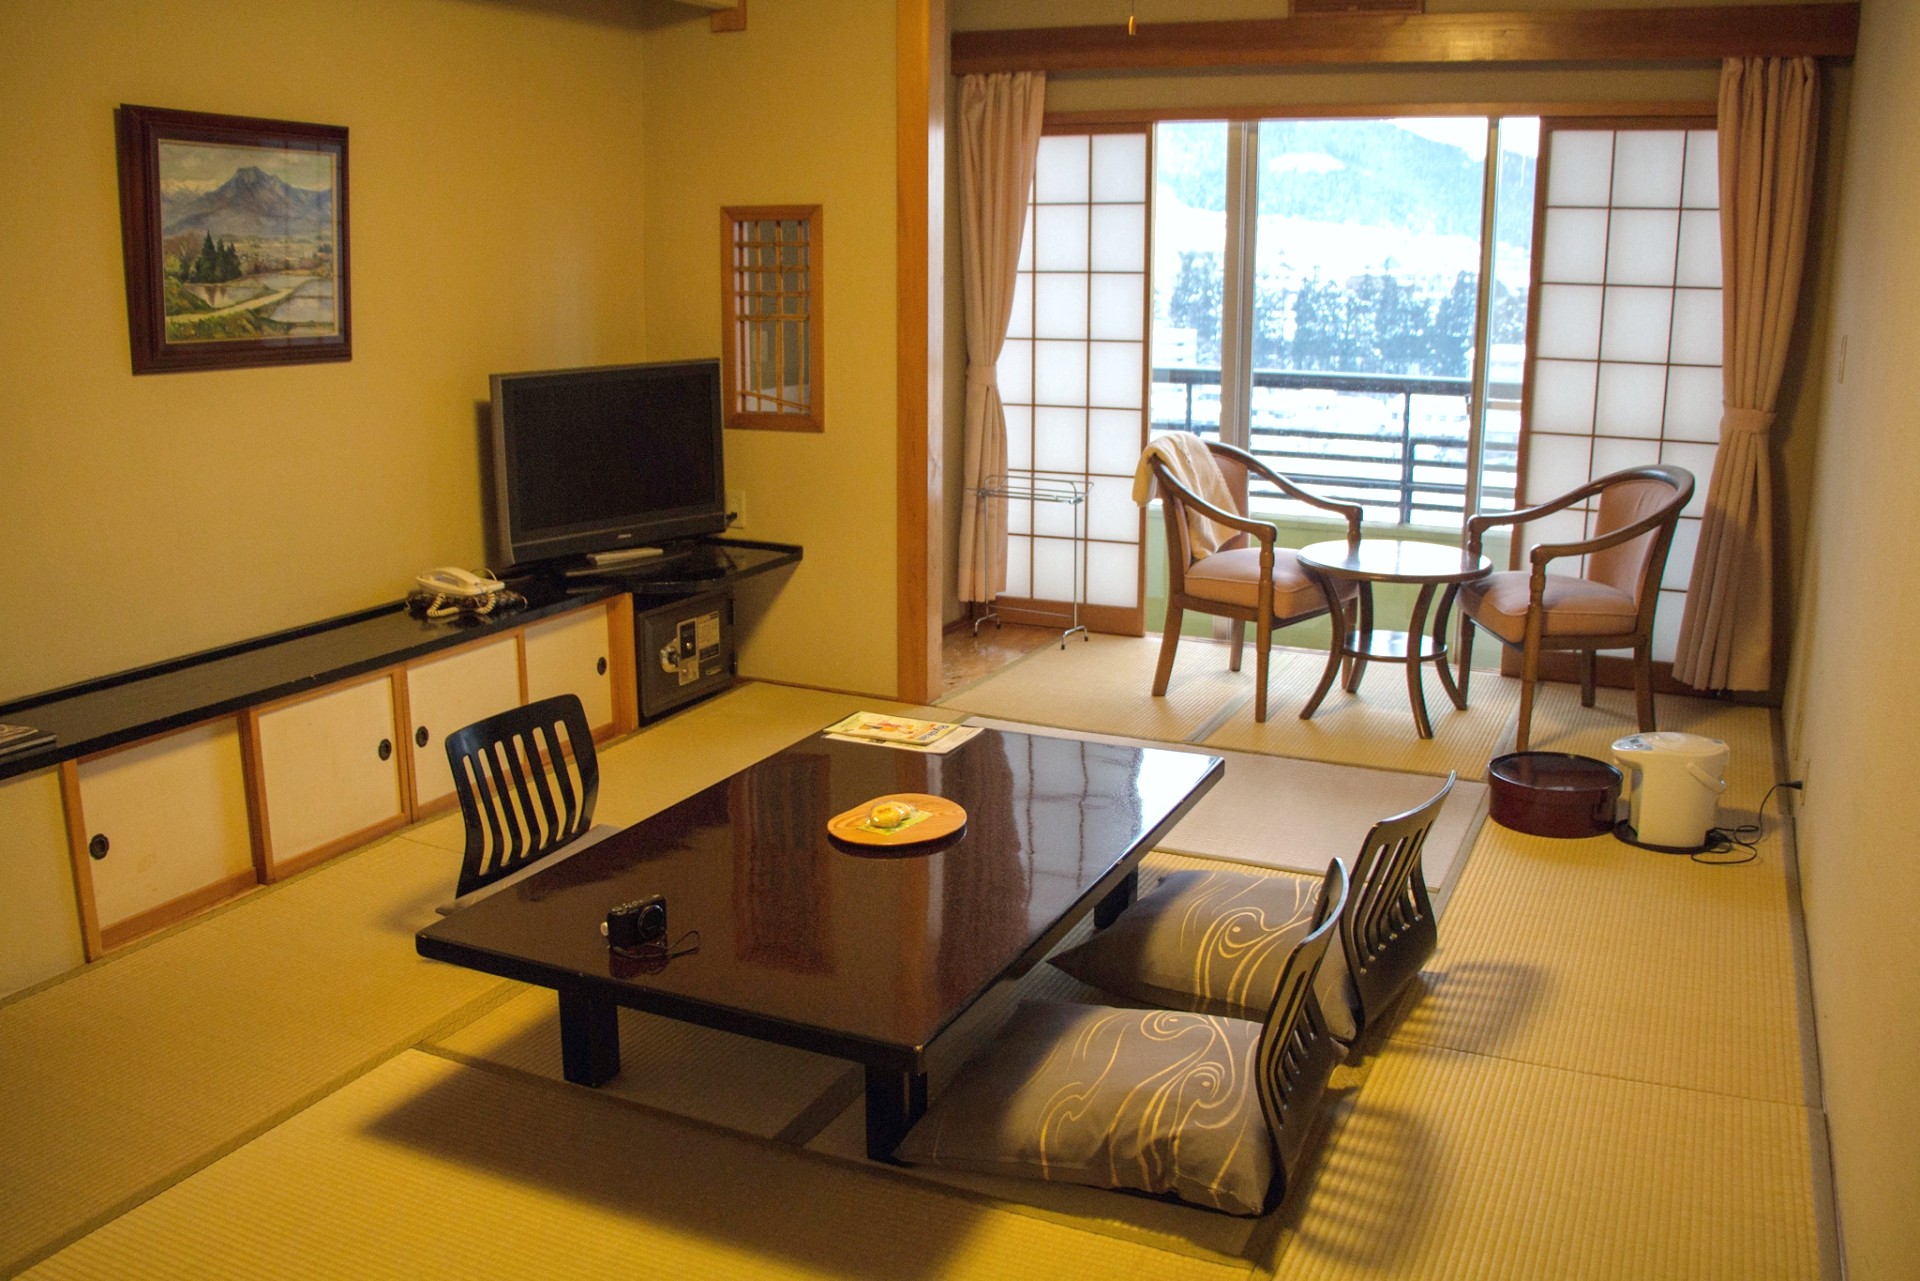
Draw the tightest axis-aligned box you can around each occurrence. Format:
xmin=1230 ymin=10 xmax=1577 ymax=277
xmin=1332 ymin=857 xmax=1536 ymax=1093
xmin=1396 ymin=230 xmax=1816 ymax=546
xmin=162 ymin=165 xmax=334 ymax=239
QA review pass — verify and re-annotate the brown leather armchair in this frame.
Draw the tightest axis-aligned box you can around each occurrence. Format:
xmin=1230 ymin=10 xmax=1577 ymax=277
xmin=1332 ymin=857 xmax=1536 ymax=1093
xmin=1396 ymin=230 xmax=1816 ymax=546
xmin=1457 ymin=464 xmax=1695 ymax=752
xmin=1148 ymin=440 xmax=1362 ymax=723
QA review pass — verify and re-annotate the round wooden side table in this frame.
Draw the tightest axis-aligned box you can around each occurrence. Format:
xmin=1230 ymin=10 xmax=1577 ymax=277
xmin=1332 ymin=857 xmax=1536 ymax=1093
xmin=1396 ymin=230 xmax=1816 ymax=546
xmin=1297 ymin=538 xmax=1493 ymax=739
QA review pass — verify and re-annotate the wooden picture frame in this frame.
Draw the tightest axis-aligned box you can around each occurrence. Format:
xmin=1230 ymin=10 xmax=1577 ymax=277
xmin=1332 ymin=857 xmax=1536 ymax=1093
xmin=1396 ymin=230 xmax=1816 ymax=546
xmin=115 ymin=104 xmax=350 ymax=375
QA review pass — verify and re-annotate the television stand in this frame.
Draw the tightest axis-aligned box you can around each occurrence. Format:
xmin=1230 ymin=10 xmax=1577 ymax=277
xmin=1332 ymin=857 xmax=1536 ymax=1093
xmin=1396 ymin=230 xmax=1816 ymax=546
xmin=521 ymin=538 xmax=802 ymax=721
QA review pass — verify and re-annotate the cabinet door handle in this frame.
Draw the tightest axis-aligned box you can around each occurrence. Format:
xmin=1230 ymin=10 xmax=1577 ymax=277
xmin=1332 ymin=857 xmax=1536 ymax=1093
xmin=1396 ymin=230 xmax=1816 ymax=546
xmin=89 ymin=833 xmax=110 ymax=860
xmin=378 ymin=738 xmax=393 ymax=761
xmin=596 ymin=657 xmax=608 ymax=676
xmin=415 ymin=726 xmax=430 ymax=748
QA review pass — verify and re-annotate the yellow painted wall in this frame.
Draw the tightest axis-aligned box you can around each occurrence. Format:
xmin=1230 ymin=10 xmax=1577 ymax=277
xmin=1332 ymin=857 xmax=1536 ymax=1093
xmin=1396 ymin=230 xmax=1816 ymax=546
xmin=638 ymin=1 xmax=899 ymax=696
xmin=0 ymin=0 xmax=650 ymax=701
xmin=1784 ymin=1 xmax=1920 ymax=1273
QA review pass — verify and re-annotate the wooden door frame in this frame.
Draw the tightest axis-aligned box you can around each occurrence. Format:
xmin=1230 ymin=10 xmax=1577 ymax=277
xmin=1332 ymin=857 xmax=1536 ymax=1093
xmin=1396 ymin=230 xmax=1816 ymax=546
xmin=897 ymin=0 xmax=944 ymax=705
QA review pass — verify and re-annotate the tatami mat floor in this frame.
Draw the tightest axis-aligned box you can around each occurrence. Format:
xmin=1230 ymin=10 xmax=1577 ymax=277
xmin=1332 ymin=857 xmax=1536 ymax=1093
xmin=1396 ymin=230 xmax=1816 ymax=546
xmin=3 ymin=666 xmax=1830 ymax=1279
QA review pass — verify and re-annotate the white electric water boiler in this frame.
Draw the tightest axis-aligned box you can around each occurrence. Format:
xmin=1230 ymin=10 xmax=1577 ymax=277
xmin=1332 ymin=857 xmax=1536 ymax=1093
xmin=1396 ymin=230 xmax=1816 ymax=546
xmin=1611 ymin=731 xmax=1730 ymax=849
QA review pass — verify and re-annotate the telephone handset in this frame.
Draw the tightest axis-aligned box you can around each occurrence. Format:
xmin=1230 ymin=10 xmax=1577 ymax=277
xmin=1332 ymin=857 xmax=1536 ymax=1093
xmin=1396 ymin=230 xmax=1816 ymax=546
xmin=415 ymin=567 xmax=505 ymax=599
xmin=408 ymin=567 xmax=522 ymax=622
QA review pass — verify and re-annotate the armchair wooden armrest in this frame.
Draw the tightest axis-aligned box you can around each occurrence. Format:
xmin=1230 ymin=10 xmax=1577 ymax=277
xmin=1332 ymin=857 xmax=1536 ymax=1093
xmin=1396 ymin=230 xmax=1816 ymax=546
xmin=1464 ymin=480 xmax=1604 ymax=557
xmin=1147 ymin=455 xmax=1280 ymax=550
xmin=1211 ymin=441 xmax=1365 ymax=542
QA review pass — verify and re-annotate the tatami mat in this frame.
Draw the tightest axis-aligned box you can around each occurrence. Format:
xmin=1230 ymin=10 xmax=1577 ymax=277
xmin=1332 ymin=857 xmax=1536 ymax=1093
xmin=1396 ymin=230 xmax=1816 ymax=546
xmin=1396 ymin=692 xmax=1806 ymax=1105
xmin=1201 ymin=649 xmax=1521 ymax=780
xmin=426 ymin=989 xmax=861 ymax=1140
xmin=965 ymin=717 xmax=1485 ymax=895
xmin=21 ymin=1051 xmax=1250 ymax=1281
xmin=7 ymin=665 xmax=1825 ymax=1279
xmin=1273 ymin=1041 xmax=1820 ymax=1281
xmin=939 ymin=633 xmax=1253 ymax=741
xmin=0 ymin=834 xmax=510 ymax=1276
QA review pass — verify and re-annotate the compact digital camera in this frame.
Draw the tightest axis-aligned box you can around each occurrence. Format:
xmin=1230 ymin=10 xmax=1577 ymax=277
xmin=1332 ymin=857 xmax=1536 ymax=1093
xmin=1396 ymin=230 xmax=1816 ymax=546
xmin=604 ymin=894 xmax=667 ymax=949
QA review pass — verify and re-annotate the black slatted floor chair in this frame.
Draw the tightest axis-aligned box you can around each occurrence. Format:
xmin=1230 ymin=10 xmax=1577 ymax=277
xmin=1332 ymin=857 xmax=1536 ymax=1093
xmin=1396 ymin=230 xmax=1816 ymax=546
xmin=436 ymin=694 xmax=613 ymax=914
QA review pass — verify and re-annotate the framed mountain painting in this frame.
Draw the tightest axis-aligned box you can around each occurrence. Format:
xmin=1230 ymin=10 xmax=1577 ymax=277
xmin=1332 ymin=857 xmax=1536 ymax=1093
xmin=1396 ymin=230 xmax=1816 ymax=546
xmin=115 ymin=105 xmax=350 ymax=374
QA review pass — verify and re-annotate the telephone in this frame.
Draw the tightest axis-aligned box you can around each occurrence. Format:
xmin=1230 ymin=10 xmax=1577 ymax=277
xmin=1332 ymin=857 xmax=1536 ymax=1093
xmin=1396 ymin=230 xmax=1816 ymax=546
xmin=408 ymin=567 xmax=522 ymax=622
xmin=415 ymin=567 xmax=505 ymax=598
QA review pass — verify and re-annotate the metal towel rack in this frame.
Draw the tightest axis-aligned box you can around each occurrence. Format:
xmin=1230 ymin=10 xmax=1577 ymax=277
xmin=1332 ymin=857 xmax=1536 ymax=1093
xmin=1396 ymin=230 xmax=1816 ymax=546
xmin=970 ymin=474 xmax=1089 ymax=648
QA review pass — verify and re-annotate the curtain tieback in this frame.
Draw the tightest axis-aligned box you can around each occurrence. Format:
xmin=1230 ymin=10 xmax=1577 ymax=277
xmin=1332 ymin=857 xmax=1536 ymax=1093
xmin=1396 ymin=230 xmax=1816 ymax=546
xmin=966 ymin=362 xmax=999 ymax=389
xmin=1721 ymin=406 xmax=1774 ymax=439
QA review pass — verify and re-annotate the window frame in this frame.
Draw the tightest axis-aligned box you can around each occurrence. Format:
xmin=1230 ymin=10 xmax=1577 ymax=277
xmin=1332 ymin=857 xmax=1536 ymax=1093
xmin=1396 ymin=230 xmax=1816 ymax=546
xmin=720 ymin=204 xmax=825 ymax=433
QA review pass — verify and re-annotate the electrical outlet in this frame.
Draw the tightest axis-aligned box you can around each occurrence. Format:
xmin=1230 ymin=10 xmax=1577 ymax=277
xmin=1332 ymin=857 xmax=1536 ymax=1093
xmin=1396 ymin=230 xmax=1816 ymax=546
xmin=726 ymin=489 xmax=746 ymax=531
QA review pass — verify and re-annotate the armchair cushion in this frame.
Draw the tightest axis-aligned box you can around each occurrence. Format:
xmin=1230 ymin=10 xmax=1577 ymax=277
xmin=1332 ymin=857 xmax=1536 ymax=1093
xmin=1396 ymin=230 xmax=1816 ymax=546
xmin=1048 ymin=868 xmax=1358 ymax=1041
xmin=1185 ymin=547 xmax=1353 ymax=618
xmin=893 ymin=999 xmax=1276 ymax=1215
xmin=1459 ymin=570 xmax=1638 ymax=644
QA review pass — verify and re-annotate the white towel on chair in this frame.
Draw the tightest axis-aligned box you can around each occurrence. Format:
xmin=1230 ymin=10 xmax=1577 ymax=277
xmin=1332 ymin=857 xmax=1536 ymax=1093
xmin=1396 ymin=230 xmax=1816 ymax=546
xmin=1131 ymin=433 xmax=1238 ymax=558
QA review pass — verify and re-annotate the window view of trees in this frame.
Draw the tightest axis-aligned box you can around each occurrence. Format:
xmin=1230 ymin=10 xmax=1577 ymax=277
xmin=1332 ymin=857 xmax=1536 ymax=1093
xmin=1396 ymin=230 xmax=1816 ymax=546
xmin=1149 ymin=118 xmax=1537 ymax=527
xmin=1156 ymin=120 xmax=1533 ymax=380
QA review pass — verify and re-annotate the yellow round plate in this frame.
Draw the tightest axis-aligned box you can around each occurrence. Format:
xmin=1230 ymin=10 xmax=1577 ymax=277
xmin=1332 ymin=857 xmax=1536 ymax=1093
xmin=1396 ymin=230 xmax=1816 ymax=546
xmin=827 ymin=793 xmax=967 ymax=847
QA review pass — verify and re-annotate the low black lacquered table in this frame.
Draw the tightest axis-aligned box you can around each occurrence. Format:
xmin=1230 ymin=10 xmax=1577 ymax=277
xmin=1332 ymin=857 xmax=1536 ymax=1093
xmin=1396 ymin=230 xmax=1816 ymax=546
xmin=1297 ymin=538 xmax=1492 ymax=739
xmin=416 ymin=724 xmax=1222 ymax=1159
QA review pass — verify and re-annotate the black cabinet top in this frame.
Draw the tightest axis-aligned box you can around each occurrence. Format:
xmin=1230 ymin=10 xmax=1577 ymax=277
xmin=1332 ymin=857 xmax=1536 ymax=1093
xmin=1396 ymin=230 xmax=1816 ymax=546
xmin=0 ymin=538 xmax=802 ymax=783
xmin=0 ymin=588 xmax=622 ymax=781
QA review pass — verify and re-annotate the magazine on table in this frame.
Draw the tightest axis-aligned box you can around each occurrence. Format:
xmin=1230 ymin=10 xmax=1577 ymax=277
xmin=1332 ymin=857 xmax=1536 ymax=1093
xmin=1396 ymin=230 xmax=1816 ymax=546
xmin=824 ymin=712 xmax=981 ymax=755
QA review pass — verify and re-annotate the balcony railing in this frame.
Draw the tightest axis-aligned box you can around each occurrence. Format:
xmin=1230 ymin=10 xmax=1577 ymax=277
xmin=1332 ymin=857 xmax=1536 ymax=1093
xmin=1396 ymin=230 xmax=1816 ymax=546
xmin=1152 ymin=366 xmax=1521 ymax=527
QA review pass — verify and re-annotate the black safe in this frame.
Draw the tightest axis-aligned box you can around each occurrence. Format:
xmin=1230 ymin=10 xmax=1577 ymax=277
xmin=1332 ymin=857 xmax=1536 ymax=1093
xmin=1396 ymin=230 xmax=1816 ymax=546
xmin=635 ymin=589 xmax=734 ymax=721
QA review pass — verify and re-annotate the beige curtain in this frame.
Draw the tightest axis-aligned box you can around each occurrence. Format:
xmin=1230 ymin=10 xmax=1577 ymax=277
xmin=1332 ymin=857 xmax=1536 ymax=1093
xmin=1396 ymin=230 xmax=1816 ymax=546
xmin=956 ymin=72 xmax=1045 ymax=603
xmin=1674 ymin=57 xmax=1818 ymax=690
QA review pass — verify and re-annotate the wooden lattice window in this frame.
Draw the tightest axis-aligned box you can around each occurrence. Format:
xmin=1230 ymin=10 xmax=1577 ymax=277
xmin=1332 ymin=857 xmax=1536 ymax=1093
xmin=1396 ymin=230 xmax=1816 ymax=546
xmin=721 ymin=205 xmax=823 ymax=431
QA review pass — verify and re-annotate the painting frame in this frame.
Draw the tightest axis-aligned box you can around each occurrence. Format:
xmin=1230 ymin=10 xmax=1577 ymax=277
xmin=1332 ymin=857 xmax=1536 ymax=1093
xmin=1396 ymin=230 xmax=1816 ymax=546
xmin=115 ymin=104 xmax=350 ymax=375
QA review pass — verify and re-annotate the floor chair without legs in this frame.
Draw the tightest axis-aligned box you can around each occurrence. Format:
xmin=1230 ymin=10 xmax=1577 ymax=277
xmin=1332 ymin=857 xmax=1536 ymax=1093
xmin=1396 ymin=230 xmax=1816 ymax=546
xmin=1047 ymin=775 xmax=1453 ymax=1056
xmin=894 ymin=861 xmax=1351 ymax=1216
xmin=435 ymin=693 xmax=621 ymax=915
xmin=1148 ymin=439 xmax=1362 ymax=723
xmin=1458 ymin=464 xmax=1694 ymax=752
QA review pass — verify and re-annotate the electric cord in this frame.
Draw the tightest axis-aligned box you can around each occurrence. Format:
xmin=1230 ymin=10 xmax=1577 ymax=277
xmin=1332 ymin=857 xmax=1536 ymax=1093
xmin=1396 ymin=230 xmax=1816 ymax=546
xmin=1615 ymin=781 xmax=1798 ymax=867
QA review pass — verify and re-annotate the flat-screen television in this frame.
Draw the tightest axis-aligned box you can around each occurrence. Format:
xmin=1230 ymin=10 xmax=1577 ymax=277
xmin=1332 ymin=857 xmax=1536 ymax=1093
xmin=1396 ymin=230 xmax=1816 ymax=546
xmin=488 ymin=359 xmax=726 ymax=569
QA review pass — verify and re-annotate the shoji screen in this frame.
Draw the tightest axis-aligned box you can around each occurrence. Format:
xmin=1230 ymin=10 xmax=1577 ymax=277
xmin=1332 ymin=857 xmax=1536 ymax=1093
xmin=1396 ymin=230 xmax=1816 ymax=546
xmin=997 ymin=128 xmax=1150 ymax=631
xmin=1523 ymin=123 xmax=1721 ymax=662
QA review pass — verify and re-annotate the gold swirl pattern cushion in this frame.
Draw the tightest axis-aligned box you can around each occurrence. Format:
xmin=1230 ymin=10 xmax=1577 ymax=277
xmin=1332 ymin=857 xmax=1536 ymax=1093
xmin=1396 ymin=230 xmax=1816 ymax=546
xmin=1048 ymin=868 xmax=1358 ymax=1041
xmin=894 ymin=999 xmax=1274 ymax=1215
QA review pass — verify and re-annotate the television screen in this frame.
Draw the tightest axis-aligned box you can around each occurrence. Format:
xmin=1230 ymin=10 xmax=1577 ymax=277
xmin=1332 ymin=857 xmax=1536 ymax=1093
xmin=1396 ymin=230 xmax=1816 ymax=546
xmin=489 ymin=360 xmax=726 ymax=568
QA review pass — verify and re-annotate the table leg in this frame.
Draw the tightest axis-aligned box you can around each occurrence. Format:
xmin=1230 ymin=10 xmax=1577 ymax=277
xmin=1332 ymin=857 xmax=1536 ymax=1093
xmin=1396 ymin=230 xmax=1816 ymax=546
xmin=1094 ymin=869 xmax=1138 ymax=928
xmin=1432 ymin=582 xmax=1469 ymax=710
xmin=558 ymin=987 xmax=621 ymax=1086
xmin=1302 ymin=569 xmax=1348 ymax=721
xmin=1405 ymin=583 xmax=1438 ymax=739
xmin=1346 ymin=583 xmax=1375 ymax=692
xmin=865 ymin=1064 xmax=929 ymax=1162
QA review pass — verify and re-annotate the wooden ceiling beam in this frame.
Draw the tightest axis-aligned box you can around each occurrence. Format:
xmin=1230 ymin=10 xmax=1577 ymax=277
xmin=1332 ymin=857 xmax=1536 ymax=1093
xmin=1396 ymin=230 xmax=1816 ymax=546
xmin=950 ymin=5 xmax=1859 ymax=76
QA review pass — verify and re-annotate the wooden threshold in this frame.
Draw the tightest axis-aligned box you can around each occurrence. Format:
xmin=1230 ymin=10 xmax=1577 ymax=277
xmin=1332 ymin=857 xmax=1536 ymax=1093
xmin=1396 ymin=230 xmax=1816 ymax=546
xmin=951 ymin=5 xmax=1859 ymax=75
xmin=981 ymin=598 xmax=1143 ymax=638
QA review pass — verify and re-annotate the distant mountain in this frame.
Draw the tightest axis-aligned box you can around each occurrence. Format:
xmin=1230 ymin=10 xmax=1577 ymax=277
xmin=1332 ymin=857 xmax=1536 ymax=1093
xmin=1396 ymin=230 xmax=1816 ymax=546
xmin=1159 ymin=121 xmax=1537 ymax=249
xmin=161 ymin=166 xmax=333 ymax=239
